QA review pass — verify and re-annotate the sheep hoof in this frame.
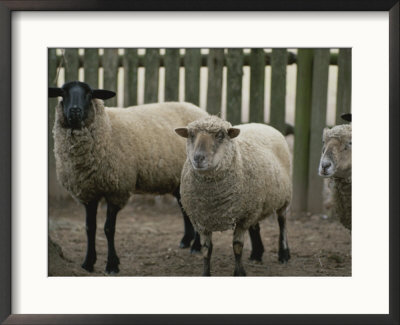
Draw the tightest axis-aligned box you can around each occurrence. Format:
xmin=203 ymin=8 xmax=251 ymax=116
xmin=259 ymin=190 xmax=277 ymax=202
xmin=81 ymin=256 xmax=96 ymax=272
xmin=190 ymin=246 xmax=202 ymax=255
xmin=105 ymin=264 xmax=120 ymax=274
xmin=278 ymin=248 xmax=291 ymax=263
xmin=203 ymin=271 xmax=211 ymax=276
xmin=190 ymin=239 xmax=202 ymax=254
xmin=249 ymin=251 xmax=263 ymax=262
xmin=233 ymin=268 xmax=247 ymax=276
xmin=81 ymin=262 xmax=95 ymax=273
xmin=179 ymin=235 xmax=193 ymax=249
xmin=105 ymin=256 xmax=120 ymax=274
xmin=179 ymin=241 xmax=191 ymax=249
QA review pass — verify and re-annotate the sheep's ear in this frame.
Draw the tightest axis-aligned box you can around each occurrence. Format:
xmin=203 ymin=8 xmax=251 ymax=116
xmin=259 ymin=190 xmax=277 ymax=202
xmin=341 ymin=113 xmax=352 ymax=122
xmin=175 ymin=128 xmax=189 ymax=138
xmin=228 ymin=128 xmax=240 ymax=139
xmin=92 ymin=89 xmax=116 ymax=100
xmin=48 ymin=87 xmax=64 ymax=98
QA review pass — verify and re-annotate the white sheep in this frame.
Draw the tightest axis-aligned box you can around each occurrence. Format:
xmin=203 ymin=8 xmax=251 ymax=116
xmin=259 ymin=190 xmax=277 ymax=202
xmin=49 ymin=81 xmax=208 ymax=274
xmin=319 ymin=121 xmax=352 ymax=230
xmin=175 ymin=115 xmax=292 ymax=276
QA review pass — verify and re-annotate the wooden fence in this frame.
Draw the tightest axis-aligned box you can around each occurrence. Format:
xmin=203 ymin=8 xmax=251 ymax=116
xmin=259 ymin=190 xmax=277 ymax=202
xmin=48 ymin=48 xmax=351 ymax=216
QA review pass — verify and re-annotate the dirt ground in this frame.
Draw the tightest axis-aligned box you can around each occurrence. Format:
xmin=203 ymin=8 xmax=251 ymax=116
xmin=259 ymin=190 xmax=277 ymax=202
xmin=48 ymin=193 xmax=351 ymax=277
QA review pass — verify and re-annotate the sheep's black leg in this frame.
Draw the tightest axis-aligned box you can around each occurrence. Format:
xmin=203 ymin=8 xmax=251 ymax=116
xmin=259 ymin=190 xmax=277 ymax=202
xmin=277 ymin=207 xmax=291 ymax=263
xmin=173 ymin=188 xmax=201 ymax=254
xmin=233 ymin=227 xmax=246 ymax=276
xmin=104 ymin=202 xmax=121 ymax=274
xmin=200 ymin=231 xmax=213 ymax=276
xmin=81 ymin=200 xmax=99 ymax=272
xmin=248 ymin=223 xmax=264 ymax=262
xmin=180 ymin=213 xmax=195 ymax=248
xmin=191 ymin=232 xmax=202 ymax=254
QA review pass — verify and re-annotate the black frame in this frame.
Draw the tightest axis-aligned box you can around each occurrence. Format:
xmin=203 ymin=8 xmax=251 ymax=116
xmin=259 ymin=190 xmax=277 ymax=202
xmin=0 ymin=1 xmax=398 ymax=324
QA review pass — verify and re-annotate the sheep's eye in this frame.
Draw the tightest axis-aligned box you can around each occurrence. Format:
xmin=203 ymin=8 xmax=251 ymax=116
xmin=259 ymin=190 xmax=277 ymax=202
xmin=216 ymin=131 xmax=224 ymax=140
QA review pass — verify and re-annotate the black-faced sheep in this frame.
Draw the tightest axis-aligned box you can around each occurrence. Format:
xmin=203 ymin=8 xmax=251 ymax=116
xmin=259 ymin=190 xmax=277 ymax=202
xmin=48 ymin=81 xmax=210 ymax=274
xmin=175 ymin=116 xmax=292 ymax=276
xmin=319 ymin=117 xmax=352 ymax=230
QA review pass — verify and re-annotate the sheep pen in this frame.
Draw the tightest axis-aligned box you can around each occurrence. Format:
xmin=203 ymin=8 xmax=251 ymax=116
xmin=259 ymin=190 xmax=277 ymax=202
xmin=48 ymin=84 xmax=351 ymax=277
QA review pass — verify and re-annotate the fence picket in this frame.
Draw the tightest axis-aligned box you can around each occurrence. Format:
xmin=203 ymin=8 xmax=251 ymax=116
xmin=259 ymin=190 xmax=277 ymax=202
xmin=292 ymin=49 xmax=314 ymax=214
xmin=184 ymin=49 xmax=201 ymax=106
xmin=270 ymin=49 xmax=287 ymax=134
xmin=123 ymin=49 xmax=138 ymax=106
xmin=307 ymin=49 xmax=331 ymax=213
xmin=206 ymin=49 xmax=224 ymax=115
xmin=84 ymin=49 xmax=99 ymax=88
xmin=63 ymin=49 xmax=79 ymax=82
xmin=164 ymin=49 xmax=180 ymax=102
xmin=249 ymin=49 xmax=265 ymax=123
xmin=144 ymin=49 xmax=160 ymax=103
xmin=226 ymin=49 xmax=243 ymax=125
xmin=336 ymin=48 xmax=352 ymax=124
xmin=103 ymin=49 xmax=119 ymax=107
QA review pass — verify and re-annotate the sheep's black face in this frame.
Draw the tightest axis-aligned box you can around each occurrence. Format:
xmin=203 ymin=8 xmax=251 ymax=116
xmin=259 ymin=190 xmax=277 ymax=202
xmin=62 ymin=82 xmax=92 ymax=129
xmin=49 ymin=81 xmax=116 ymax=130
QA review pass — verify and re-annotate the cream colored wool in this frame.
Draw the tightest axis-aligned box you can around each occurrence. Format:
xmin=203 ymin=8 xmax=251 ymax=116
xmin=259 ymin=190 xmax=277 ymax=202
xmin=323 ymin=125 xmax=352 ymax=230
xmin=53 ymin=100 xmax=207 ymax=207
xmin=180 ymin=116 xmax=292 ymax=234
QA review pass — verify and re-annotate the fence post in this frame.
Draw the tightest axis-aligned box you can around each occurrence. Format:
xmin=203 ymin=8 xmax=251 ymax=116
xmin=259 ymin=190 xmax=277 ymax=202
xmin=336 ymin=48 xmax=352 ymax=124
xmin=103 ymin=49 xmax=119 ymax=107
xmin=249 ymin=49 xmax=265 ymax=123
xmin=63 ymin=48 xmax=79 ymax=82
xmin=123 ymin=49 xmax=138 ymax=106
xmin=84 ymin=49 xmax=99 ymax=88
xmin=164 ymin=49 xmax=180 ymax=102
xmin=184 ymin=49 xmax=201 ymax=106
xmin=307 ymin=49 xmax=330 ymax=214
xmin=270 ymin=49 xmax=287 ymax=134
xmin=206 ymin=49 xmax=224 ymax=115
xmin=144 ymin=49 xmax=160 ymax=103
xmin=292 ymin=49 xmax=314 ymax=215
xmin=226 ymin=49 xmax=243 ymax=125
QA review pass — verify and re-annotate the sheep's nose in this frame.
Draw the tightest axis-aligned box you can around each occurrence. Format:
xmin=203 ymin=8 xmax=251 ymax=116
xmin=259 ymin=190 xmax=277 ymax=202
xmin=70 ymin=105 xmax=81 ymax=114
xmin=322 ymin=161 xmax=331 ymax=170
xmin=194 ymin=153 xmax=205 ymax=163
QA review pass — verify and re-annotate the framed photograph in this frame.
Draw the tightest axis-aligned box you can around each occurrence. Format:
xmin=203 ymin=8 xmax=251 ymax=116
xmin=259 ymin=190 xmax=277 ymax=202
xmin=1 ymin=1 xmax=398 ymax=324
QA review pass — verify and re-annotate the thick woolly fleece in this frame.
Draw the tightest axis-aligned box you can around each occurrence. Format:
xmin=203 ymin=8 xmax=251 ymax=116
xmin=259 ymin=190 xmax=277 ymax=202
xmin=180 ymin=116 xmax=292 ymax=234
xmin=331 ymin=177 xmax=351 ymax=230
xmin=324 ymin=124 xmax=351 ymax=140
xmin=324 ymin=124 xmax=352 ymax=230
xmin=53 ymin=100 xmax=207 ymax=207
